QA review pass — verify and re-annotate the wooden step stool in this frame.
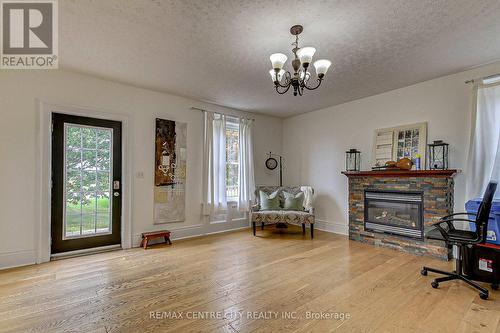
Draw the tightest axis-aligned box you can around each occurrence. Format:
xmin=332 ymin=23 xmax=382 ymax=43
xmin=141 ymin=230 xmax=172 ymax=249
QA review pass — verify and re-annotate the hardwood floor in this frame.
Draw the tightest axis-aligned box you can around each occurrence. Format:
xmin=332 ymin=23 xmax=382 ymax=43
xmin=0 ymin=227 xmax=499 ymax=333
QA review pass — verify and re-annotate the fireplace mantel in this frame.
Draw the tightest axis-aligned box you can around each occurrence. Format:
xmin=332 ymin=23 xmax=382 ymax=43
xmin=342 ymin=169 xmax=460 ymax=178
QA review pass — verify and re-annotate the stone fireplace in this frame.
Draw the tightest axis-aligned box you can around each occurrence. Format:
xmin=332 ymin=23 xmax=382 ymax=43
xmin=342 ymin=170 xmax=459 ymax=259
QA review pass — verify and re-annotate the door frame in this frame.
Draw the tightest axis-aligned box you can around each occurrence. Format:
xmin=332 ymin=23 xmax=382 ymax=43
xmin=37 ymin=101 xmax=132 ymax=263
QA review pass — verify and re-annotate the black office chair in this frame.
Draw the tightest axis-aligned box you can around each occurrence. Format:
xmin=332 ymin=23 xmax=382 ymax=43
xmin=421 ymin=181 xmax=497 ymax=300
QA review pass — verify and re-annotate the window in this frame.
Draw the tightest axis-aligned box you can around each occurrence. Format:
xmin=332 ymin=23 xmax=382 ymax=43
xmin=202 ymin=112 xmax=254 ymax=214
xmin=226 ymin=118 xmax=239 ymax=201
xmin=466 ymin=79 xmax=500 ymax=199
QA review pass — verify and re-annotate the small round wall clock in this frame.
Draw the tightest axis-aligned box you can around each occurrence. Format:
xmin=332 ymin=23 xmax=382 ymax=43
xmin=265 ymin=156 xmax=278 ymax=170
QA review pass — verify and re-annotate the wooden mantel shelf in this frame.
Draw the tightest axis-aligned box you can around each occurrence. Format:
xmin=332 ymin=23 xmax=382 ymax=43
xmin=342 ymin=169 xmax=460 ymax=178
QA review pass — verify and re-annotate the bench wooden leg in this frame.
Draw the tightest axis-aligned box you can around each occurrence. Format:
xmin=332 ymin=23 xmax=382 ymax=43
xmin=302 ymin=223 xmax=305 ymax=235
xmin=310 ymin=224 xmax=314 ymax=239
xmin=261 ymin=222 xmax=264 ymax=231
xmin=252 ymin=222 xmax=256 ymax=236
xmin=165 ymin=236 xmax=172 ymax=245
xmin=143 ymin=237 xmax=149 ymax=249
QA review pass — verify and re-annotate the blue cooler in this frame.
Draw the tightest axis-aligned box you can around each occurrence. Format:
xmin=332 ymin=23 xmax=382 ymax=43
xmin=466 ymin=199 xmax=500 ymax=245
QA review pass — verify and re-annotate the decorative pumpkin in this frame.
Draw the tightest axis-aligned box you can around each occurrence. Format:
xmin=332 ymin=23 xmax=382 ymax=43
xmin=384 ymin=158 xmax=413 ymax=170
xmin=396 ymin=158 xmax=413 ymax=170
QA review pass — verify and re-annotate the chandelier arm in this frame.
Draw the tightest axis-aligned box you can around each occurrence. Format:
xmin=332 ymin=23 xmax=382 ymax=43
xmin=303 ymin=78 xmax=323 ymax=90
xmin=275 ymin=83 xmax=291 ymax=95
xmin=305 ymin=72 xmax=311 ymax=82
xmin=275 ymin=71 xmax=292 ymax=88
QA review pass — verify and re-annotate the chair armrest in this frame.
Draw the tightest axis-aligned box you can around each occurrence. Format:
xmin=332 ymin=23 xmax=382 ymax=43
xmin=440 ymin=212 xmax=472 ymax=221
xmin=437 ymin=213 xmax=471 ymax=231
xmin=308 ymin=207 xmax=314 ymax=214
xmin=251 ymin=204 xmax=260 ymax=212
xmin=431 ymin=218 xmax=482 ymax=243
xmin=432 ymin=218 xmax=478 ymax=226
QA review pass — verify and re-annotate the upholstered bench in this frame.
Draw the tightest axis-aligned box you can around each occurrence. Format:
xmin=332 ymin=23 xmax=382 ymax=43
xmin=250 ymin=186 xmax=315 ymax=238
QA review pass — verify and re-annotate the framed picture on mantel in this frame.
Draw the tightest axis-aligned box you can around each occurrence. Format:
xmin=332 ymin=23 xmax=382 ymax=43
xmin=373 ymin=122 xmax=427 ymax=168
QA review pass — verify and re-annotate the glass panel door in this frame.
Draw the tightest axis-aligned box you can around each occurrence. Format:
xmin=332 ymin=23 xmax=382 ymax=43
xmin=64 ymin=124 xmax=113 ymax=238
xmin=51 ymin=113 xmax=122 ymax=254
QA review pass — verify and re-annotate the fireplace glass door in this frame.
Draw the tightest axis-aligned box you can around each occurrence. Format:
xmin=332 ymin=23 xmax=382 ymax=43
xmin=364 ymin=190 xmax=423 ymax=239
xmin=366 ymin=201 xmax=420 ymax=228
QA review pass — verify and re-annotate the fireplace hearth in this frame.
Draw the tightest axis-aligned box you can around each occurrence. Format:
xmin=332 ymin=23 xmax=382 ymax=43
xmin=364 ymin=190 xmax=423 ymax=239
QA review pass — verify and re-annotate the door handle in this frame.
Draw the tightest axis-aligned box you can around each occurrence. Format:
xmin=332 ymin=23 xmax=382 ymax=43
xmin=113 ymin=192 xmax=120 ymax=197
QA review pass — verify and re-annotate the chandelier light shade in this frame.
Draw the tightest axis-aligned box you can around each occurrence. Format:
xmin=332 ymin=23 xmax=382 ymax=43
xmin=268 ymin=25 xmax=333 ymax=96
xmin=269 ymin=53 xmax=288 ymax=70
xmin=313 ymin=59 xmax=332 ymax=77
xmin=296 ymin=47 xmax=316 ymax=65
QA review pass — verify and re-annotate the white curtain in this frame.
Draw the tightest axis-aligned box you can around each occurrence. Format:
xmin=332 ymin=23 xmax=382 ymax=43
xmin=466 ymin=82 xmax=500 ymax=200
xmin=238 ymin=118 xmax=255 ymax=211
xmin=202 ymin=112 xmax=227 ymax=215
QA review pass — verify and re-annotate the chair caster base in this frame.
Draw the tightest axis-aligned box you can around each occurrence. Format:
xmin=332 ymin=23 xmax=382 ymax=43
xmin=480 ymin=291 xmax=489 ymax=300
xmin=421 ymin=269 xmax=428 ymax=276
xmin=431 ymin=280 xmax=439 ymax=289
xmin=492 ymin=284 xmax=499 ymax=290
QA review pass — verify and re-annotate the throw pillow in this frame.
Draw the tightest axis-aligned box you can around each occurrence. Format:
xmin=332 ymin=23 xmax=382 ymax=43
xmin=259 ymin=190 xmax=280 ymax=210
xmin=283 ymin=191 xmax=304 ymax=211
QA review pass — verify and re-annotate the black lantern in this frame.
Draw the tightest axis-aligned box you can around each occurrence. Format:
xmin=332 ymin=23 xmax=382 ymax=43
xmin=346 ymin=149 xmax=361 ymax=171
xmin=428 ymin=140 xmax=449 ymax=170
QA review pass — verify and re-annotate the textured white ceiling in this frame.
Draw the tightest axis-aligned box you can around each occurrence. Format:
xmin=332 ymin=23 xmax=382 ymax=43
xmin=60 ymin=0 xmax=500 ymax=117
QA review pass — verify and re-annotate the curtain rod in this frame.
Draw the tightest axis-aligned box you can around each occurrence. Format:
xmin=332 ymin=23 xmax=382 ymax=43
xmin=191 ymin=107 xmax=255 ymax=121
xmin=465 ymin=72 xmax=500 ymax=84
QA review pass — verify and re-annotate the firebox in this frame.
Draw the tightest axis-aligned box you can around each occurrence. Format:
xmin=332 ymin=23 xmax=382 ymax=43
xmin=364 ymin=189 xmax=424 ymax=239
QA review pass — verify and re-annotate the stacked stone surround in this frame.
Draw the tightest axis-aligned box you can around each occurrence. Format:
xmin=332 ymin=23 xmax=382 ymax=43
xmin=344 ymin=171 xmax=458 ymax=260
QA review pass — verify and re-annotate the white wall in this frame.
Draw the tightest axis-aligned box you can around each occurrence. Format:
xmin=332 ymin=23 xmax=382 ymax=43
xmin=0 ymin=70 xmax=283 ymax=269
xmin=282 ymin=62 xmax=500 ymax=235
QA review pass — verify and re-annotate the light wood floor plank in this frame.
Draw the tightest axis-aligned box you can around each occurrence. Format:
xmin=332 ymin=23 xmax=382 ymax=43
xmin=0 ymin=227 xmax=498 ymax=333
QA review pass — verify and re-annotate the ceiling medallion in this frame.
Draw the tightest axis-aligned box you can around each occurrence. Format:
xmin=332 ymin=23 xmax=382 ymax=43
xmin=269 ymin=25 xmax=333 ymax=96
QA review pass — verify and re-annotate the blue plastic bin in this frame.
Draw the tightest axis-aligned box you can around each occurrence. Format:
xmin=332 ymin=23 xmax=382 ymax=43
xmin=466 ymin=199 xmax=500 ymax=245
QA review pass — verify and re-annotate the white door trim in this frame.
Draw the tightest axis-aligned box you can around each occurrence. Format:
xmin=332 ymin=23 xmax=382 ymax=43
xmin=36 ymin=101 xmax=132 ymax=263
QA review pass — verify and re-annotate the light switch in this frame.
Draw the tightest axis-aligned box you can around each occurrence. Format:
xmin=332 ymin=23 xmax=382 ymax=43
xmin=136 ymin=171 xmax=144 ymax=179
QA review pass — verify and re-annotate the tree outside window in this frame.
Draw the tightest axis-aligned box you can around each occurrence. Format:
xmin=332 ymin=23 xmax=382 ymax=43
xmin=226 ymin=119 xmax=239 ymax=200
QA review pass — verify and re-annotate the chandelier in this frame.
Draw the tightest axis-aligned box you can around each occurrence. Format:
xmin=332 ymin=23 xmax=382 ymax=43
xmin=269 ymin=25 xmax=332 ymax=96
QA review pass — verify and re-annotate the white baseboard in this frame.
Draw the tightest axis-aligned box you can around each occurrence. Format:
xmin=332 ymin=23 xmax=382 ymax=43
xmin=0 ymin=219 xmax=250 ymax=270
xmin=0 ymin=250 xmax=37 ymax=270
xmin=315 ymin=219 xmax=349 ymax=236
xmin=132 ymin=218 xmax=250 ymax=247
